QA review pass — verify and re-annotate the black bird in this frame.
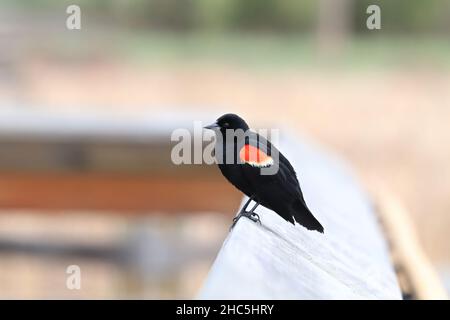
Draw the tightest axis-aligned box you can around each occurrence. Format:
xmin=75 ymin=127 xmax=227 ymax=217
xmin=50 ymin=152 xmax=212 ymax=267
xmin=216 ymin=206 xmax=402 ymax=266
xmin=204 ymin=113 xmax=324 ymax=233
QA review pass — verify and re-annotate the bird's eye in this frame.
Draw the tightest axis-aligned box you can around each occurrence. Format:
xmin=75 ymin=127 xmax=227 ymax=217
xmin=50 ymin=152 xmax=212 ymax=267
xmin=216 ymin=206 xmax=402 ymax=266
xmin=223 ymin=122 xmax=230 ymax=128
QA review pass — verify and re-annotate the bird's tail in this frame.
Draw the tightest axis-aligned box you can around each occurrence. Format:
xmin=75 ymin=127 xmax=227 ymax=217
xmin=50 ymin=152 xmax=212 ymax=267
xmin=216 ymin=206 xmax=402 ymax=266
xmin=291 ymin=199 xmax=324 ymax=233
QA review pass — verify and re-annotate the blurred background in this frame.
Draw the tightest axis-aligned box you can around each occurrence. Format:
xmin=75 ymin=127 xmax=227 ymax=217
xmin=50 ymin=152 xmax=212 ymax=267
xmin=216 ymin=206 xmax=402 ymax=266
xmin=0 ymin=0 xmax=449 ymax=298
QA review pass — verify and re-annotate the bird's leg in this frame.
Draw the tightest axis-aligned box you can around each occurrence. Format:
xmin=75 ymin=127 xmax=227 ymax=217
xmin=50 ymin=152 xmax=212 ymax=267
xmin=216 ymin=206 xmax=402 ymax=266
xmin=231 ymin=199 xmax=261 ymax=230
xmin=232 ymin=196 xmax=253 ymax=226
xmin=238 ymin=196 xmax=253 ymax=215
xmin=247 ymin=202 xmax=261 ymax=224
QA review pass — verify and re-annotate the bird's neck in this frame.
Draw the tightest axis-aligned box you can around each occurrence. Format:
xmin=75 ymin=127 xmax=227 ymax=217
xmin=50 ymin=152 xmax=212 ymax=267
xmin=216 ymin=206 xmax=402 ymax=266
xmin=214 ymin=132 xmax=245 ymax=165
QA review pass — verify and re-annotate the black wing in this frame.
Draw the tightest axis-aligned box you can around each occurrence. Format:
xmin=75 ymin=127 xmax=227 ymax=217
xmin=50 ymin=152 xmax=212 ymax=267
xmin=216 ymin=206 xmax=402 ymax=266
xmin=245 ymin=132 xmax=305 ymax=199
xmin=246 ymin=132 xmax=324 ymax=233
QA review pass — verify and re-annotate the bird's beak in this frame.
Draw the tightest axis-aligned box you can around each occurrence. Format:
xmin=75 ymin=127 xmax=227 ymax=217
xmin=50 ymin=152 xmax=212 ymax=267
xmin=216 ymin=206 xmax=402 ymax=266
xmin=204 ymin=122 xmax=219 ymax=130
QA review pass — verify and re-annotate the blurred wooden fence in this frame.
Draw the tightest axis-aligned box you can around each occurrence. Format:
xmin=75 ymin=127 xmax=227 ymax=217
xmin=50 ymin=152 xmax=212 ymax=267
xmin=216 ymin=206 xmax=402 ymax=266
xmin=0 ymin=112 xmax=241 ymax=213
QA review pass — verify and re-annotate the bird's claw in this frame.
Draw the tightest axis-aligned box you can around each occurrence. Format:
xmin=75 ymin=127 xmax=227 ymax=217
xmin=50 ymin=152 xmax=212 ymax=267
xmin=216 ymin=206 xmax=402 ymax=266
xmin=230 ymin=215 xmax=241 ymax=230
xmin=230 ymin=211 xmax=261 ymax=230
xmin=250 ymin=212 xmax=261 ymax=225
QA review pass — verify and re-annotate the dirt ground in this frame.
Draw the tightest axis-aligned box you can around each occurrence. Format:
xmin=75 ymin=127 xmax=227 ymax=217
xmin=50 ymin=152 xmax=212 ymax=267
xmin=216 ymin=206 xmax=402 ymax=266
xmin=4 ymin=59 xmax=450 ymax=266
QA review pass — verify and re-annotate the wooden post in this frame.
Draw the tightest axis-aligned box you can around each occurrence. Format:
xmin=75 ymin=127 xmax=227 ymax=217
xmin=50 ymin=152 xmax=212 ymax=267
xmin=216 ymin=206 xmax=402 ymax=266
xmin=373 ymin=188 xmax=448 ymax=300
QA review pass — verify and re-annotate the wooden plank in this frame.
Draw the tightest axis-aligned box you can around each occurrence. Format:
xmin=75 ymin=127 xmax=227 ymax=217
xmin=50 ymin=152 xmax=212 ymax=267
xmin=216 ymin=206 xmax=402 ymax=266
xmin=0 ymin=172 xmax=241 ymax=213
xmin=199 ymin=133 xmax=402 ymax=299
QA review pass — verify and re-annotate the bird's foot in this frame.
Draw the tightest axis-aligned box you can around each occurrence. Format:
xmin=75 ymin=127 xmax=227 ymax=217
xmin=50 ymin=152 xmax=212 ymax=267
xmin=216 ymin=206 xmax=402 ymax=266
xmin=230 ymin=211 xmax=261 ymax=230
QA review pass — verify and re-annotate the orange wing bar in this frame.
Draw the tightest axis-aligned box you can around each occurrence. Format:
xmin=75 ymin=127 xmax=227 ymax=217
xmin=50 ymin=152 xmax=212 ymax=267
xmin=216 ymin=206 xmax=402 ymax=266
xmin=239 ymin=145 xmax=273 ymax=167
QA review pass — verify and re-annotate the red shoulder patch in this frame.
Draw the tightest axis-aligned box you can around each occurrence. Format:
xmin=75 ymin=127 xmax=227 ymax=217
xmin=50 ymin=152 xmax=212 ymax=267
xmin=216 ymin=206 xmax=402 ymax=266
xmin=239 ymin=144 xmax=273 ymax=167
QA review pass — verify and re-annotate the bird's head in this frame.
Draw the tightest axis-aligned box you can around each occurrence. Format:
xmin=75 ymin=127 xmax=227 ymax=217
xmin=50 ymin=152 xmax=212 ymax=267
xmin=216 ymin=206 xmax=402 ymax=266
xmin=204 ymin=113 xmax=250 ymax=134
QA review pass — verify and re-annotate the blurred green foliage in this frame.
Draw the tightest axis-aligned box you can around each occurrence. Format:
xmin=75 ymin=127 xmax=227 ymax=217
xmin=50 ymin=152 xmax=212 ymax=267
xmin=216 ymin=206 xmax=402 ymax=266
xmin=3 ymin=0 xmax=450 ymax=34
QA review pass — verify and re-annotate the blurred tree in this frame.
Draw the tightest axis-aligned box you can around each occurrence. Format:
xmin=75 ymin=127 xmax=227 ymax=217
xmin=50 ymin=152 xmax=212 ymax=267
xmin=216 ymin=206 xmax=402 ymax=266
xmin=120 ymin=0 xmax=197 ymax=31
xmin=227 ymin=0 xmax=317 ymax=33
xmin=193 ymin=0 xmax=234 ymax=31
xmin=317 ymin=0 xmax=353 ymax=54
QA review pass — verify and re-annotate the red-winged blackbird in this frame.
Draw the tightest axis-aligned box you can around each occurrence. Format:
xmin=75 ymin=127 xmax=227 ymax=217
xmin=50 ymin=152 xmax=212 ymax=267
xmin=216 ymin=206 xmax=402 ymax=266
xmin=204 ymin=113 xmax=324 ymax=233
